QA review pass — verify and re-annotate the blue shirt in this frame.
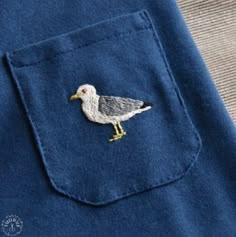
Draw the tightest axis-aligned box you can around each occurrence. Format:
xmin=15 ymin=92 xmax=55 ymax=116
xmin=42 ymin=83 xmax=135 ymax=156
xmin=0 ymin=1 xmax=235 ymax=236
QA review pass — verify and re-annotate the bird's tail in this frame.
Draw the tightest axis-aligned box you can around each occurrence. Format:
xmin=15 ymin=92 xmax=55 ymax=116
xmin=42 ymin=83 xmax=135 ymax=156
xmin=140 ymin=102 xmax=153 ymax=109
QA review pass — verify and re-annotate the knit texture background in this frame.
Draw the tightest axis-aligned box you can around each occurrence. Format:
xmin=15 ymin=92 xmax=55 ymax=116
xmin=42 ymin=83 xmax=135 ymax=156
xmin=178 ymin=0 xmax=236 ymax=123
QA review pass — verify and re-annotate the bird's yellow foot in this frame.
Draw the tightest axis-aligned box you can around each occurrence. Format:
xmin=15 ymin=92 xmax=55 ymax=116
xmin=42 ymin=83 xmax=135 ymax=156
xmin=109 ymin=134 xmax=123 ymax=142
xmin=109 ymin=132 xmax=126 ymax=142
xmin=109 ymin=123 xmax=126 ymax=142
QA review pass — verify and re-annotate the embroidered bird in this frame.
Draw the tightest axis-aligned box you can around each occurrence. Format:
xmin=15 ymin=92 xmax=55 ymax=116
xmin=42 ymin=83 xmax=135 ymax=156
xmin=70 ymin=84 xmax=153 ymax=142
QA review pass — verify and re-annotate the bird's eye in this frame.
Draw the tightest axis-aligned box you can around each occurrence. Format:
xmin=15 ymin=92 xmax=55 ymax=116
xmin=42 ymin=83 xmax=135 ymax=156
xmin=82 ymin=88 xmax=87 ymax=94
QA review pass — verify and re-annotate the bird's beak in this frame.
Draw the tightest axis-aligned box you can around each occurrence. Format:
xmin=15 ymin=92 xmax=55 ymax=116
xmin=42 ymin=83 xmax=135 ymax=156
xmin=70 ymin=92 xmax=82 ymax=101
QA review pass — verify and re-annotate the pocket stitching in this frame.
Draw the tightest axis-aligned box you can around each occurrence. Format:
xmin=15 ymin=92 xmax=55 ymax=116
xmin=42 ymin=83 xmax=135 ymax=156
xmin=144 ymin=10 xmax=202 ymax=149
xmin=10 ymin=11 xmax=151 ymax=68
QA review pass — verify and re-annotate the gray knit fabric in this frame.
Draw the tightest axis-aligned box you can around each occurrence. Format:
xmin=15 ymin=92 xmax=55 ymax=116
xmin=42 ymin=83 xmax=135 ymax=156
xmin=178 ymin=0 xmax=236 ymax=123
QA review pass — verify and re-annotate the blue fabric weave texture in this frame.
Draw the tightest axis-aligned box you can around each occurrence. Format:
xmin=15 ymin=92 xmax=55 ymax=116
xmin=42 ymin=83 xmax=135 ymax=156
xmin=0 ymin=1 xmax=235 ymax=236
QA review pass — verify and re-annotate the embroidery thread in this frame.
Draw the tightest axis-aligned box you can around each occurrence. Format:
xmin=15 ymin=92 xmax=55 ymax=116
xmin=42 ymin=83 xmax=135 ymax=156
xmin=70 ymin=84 xmax=153 ymax=142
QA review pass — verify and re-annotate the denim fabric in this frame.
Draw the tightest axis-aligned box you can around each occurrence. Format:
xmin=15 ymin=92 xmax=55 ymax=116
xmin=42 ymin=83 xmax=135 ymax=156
xmin=0 ymin=1 xmax=235 ymax=236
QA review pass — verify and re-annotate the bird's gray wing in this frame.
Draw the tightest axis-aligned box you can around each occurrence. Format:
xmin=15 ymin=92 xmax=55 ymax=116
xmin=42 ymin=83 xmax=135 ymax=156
xmin=98 ymin=96 xmax=144 ymax=116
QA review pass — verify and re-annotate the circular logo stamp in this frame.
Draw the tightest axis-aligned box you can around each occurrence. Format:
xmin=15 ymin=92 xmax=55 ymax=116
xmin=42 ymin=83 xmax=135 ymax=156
xmin=1 ymin=215 xmax=23 ymax=236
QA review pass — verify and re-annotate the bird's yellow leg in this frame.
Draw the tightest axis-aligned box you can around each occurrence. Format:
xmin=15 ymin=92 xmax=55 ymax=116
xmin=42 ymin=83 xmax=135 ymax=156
xmin=117 ymin=121 xmax=126 ymax=135
xmin=114 ymin=123 xmax=120 ymax=135
xmin=109 ymin=123 xmax=124 ymax=142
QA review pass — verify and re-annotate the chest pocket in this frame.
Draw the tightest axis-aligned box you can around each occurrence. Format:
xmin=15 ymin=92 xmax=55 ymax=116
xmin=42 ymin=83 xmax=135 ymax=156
xmin=6 ymin=10 xmax=202 ymax=206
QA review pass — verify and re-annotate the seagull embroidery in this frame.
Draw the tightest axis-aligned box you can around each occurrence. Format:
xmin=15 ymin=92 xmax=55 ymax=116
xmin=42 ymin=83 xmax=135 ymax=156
xmin=70 ymin=84 xmax=153 ymax=142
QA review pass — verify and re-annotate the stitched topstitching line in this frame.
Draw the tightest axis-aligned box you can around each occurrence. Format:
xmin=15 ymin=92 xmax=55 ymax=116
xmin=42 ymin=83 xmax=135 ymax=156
xmin=7 ymin=12 xmax=202 ymax=206
xmin=143 ymin=10 xmax=202 ymax=170
xmin=10 ymin=26 xmax=151 ymax=68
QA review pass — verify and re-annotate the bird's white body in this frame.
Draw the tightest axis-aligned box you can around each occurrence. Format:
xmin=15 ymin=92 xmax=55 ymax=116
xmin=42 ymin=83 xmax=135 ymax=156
xmin=70 ymin=84 xmax=153 ymax=141
xmin=81 ymin=94 xmax=151 ymax=125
